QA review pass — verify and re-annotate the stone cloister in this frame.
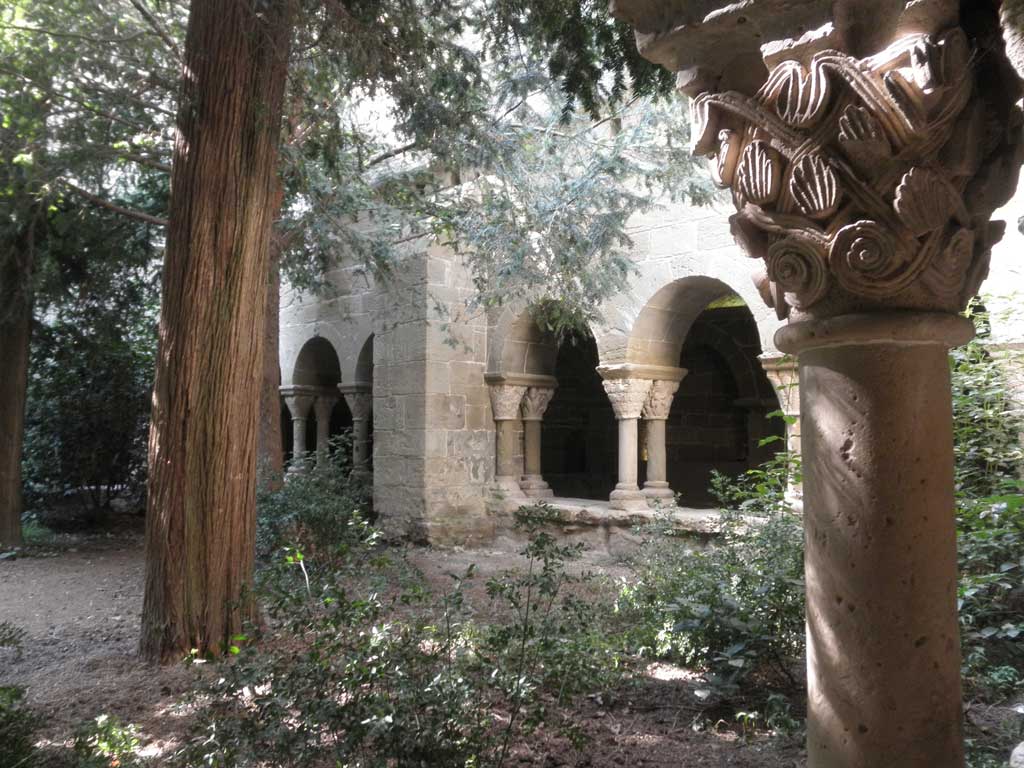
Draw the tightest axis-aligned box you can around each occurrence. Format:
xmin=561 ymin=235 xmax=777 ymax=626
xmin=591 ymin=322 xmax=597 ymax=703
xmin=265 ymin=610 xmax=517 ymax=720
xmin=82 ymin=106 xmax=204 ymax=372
xmin=276 ymin=1 xmax=1024 ymax=765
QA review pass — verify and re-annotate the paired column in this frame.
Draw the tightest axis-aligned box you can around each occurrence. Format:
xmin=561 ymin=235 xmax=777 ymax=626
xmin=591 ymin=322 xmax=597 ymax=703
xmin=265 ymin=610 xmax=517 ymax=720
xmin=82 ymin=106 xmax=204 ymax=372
xmin=280 ymin=385 xmax=316 ymax=474
xmin=641 ymin=379 xmax=683 ymax=503
xmin=487 ymin=383 xmax=528 ymax=499
xmin=601 ymin=377 xmax=653 ymax=511
xmin=339 ymin=384 xmax=372 ymax=475
xmin=519 ymin=386 xmax=557 ymax=498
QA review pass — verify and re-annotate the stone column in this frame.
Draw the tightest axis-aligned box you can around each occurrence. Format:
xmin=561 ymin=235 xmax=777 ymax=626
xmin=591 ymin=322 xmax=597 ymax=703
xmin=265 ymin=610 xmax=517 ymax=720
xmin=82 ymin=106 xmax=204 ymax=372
xmin=340 ymin=386 xmax=372 ymax=474
xmin=312 ymin=392 xmax=337 ymax=468
xmin=641 ymin=379 xmax=682 ymax=503
xmin=519 ymin=386 xmax=556 ymax=498
xmin=780 ymin=313 xmax=974 ymax=767
xmin=280 ymin=387 xmax=315 ymax=474
xmin=602 ymin=378 xmax=653 ymax=511
xmin=608 ymin=2 xmax=1024 ymax=763
xmin=488 ymin=383 xmax=527 ymax=499
xmin=761 ymin=356 xmax=803 ymax=503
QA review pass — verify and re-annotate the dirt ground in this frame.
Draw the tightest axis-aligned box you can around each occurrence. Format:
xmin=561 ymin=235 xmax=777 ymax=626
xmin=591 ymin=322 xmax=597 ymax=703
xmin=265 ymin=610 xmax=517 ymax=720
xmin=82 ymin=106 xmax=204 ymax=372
xmin=0 ymin=531 xmax=804 ymax=767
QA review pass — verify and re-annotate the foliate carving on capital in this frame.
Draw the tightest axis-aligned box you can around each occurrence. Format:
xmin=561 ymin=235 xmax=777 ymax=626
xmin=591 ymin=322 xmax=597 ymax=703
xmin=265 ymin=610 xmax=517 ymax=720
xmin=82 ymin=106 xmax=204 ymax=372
xmin=520 ymin=387 xmax=556 ymax=421
xmin=343 ymin=392 xmax=372 ymax=421
xmin=313 ymin=393 xmax=338 ymax=420
xmin=690 ymin=17 xmax=1022 ymax=320
xmin=642 ymin=380 xmax=681 ymax=421
xmin=282 ymin=393 xmax=315 ymax=420
xmin=488 ymin=384 xmax=527 ymax=421
xmin=602 ymin=378 xmax=653 ymax=420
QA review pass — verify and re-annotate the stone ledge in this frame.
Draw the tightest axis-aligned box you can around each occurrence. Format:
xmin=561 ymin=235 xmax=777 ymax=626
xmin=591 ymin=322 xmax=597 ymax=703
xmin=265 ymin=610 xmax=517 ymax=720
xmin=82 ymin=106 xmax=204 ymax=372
xmin=489 ymin=495 xmax=722 ymax=535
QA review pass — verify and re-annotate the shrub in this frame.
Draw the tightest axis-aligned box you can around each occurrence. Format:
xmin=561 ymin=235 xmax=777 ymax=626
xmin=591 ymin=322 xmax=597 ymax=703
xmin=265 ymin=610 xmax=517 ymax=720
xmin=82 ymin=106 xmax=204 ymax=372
xmin=958 ymin=493 xmax=1024 ymax=699
xmin=73 ymin=714 xmax=144 ymax=768
xmin=255 ymin=440 xmax=371 ymax=572
xmin=951 ymin=336 xmax=1024 ymax=497
xmin=21 ymin=214 xmax=158 ymax=525
xmin=617 ymin=451 xmax=804 ymax=697
xmin=177 ymin=504 xmax=620 ymax=767
xmin=0 ymin=686 xmax=38 ymax=768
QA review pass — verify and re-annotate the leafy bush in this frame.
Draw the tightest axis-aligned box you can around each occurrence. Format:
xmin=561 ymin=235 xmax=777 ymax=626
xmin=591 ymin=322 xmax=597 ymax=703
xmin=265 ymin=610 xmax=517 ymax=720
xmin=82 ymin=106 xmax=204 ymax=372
xmin=951 ymin=335 xmax=1024 ymax=497
xmin=617 ymin=452 xmax=804 ymax=697
xmin=178 ymin=502 xmax=620 ymax=767
xmin=255 ymin=441 xmax=371 ymax=571
xmin=0 ymin=686 xmax=38 ymax=768
xmin=21 ymin=209 xmax=158 ymax=524
xmin=73 ymin=714 xmax=144 ymax=768
xmin=958 ymin=493 xmax=1024 ymax=699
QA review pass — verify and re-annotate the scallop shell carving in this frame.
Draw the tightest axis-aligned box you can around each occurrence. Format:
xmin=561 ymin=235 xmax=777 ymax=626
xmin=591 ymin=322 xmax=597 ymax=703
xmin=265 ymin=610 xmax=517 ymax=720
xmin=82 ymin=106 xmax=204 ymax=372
xmin=894 ymin=167 xmax=958 ymax=237
xmin=789 ymin=154 xmax=841 ymax=220
xmin=710 ymin=129 xmax=742 ymax=189
xmin=837 ymin=105 xmax=891 ymax=174
xmin=737 ymin=140 xmax=782 ymax=206
xmin=774 ymin=62 xmax=830 ymax=128
xmin=766 ymin=235 xmax=830 ymax=317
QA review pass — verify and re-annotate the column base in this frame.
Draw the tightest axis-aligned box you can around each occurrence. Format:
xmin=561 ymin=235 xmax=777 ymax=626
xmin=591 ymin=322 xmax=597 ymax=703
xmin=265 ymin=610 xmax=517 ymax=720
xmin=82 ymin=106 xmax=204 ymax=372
xmin=491 ymin=476 xmax=527 ymax=501
xmin=642 ymin=482 xmax=675 ymax=504
xmin=609 ymin=485 xmax=649 ymax=511
xmin=520 ymin=475 xmax=553 ymax=498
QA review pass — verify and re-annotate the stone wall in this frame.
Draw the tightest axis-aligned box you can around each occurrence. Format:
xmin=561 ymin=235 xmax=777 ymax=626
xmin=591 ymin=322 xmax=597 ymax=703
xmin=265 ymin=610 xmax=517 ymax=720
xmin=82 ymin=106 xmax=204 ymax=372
xmin=420 ymin=244 xmax=495 ymax=545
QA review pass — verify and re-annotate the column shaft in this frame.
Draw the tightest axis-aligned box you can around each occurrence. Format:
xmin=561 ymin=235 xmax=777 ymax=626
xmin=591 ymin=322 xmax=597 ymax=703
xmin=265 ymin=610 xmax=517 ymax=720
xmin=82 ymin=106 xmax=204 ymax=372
xmin=292 ymin=417 xmax=308 ymax=462
xmin=643 ymin=419 xmax=671 ymax=497
xmin=616 ymin=417 xmax=639 ymax=489
xmin=519 ymin=386 xmax=556 ymax=498
xmin=495 ymin=419 xmax=522 ymax=479
xmin=789 ymin=317 xmax=970 ymax=768
xmin=352 ymin=418 xmax=370 ymax=470
xmin=523 ymin=420 xmax=542 ymax=477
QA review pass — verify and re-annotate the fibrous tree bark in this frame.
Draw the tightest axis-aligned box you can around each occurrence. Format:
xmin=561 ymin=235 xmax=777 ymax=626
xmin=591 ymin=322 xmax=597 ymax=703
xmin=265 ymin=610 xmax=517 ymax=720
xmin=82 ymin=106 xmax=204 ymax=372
xmin=257 ymin=226 xmax=284 ymax=486
xmin=0 ymin=229 xmax=35 ymax=549
xmin=140 ymin=0 xmax=295 ymax=662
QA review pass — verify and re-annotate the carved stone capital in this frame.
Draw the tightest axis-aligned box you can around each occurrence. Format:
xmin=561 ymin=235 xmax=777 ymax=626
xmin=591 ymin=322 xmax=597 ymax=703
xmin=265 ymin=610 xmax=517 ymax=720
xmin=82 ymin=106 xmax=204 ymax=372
xmin=651 ymin=2 xmax=1023 ymax=321
xmin=313 ymin=391 xmax=338 ymax=422
xmin=520 ymin=386 xmax=556 ymax=421
xmin=341 ymin=391 xmax=372 ymax=422
xmin=488 ymin=384 xmax=527 ymax=421
xmin=642 ymin=380 xmax=682 ymax=421
xmin=280 ymin=385 xmax=317 ymax=420
xmin=602 ymin=378 xmax=654 ymax=420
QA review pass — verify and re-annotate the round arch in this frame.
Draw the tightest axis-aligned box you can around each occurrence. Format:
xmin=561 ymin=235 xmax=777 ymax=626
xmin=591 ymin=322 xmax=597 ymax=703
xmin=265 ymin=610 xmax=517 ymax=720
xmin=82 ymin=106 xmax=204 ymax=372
xmin=290 ymin=335 xmax=342 ymax=387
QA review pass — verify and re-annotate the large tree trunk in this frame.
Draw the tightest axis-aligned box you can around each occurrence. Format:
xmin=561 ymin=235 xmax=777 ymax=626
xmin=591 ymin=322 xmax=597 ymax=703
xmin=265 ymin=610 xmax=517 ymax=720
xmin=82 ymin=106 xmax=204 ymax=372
xmin=257 ymin=230 xmax=284 ymax=486
xmin=0 ymin=240 xmax=33 ymax=549
xmin=140 ymin=0 xmax=294 ymax=662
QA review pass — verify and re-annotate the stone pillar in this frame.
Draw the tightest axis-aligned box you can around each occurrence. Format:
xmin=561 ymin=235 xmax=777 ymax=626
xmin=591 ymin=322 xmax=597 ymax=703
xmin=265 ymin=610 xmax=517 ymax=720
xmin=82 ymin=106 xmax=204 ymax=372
xmin=602 ymin=378 xmax=653 ymax=511
xmin=780 ymin=313 xmax=973 ymax=767
xmin=339 ymin=386 xmax=372 ymax=474
xmin=641 ymin=379 xmax=682 ymax=503
xmin=488 ymin=383 xmax=527 ymax=499
xmin=761 ymin=357 xmax=800 ymax=456
xmin=312 ymin=392 xmax=337 ymax=468
xmin=761 ymin=356 xmax=803 ymax=503
xmin=519 ymin=386 xmax=556 ymax=498
xmin=609 ymin=2 xmax=1024 ymax=763
xmin=280 ymin=386 xmax=315 ymax=474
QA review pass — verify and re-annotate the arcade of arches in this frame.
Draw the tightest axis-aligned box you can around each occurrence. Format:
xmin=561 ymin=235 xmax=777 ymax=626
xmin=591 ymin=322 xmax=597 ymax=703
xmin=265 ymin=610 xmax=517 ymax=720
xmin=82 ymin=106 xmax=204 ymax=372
xmin=279 ymin=335 xmax=374 ymax=476
xmin=487 ymin=279 xmax=788 ymax=511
